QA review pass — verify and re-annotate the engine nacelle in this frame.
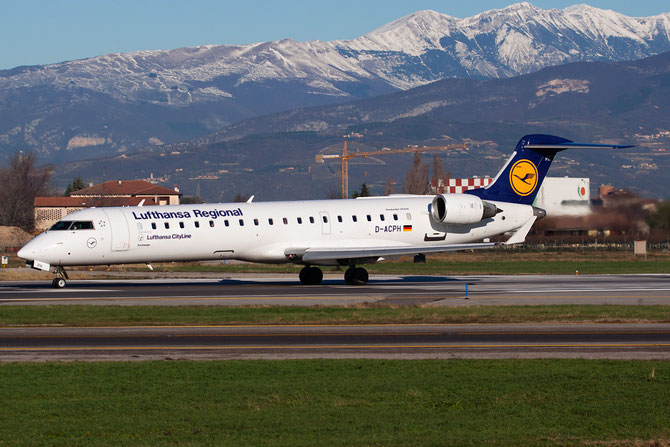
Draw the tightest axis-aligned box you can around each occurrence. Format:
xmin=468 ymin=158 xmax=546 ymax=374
xmin=430 ymin=194 xmax=499 ymax=225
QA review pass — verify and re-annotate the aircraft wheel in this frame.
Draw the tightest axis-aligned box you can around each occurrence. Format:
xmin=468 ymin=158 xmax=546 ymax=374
xmin=344 ymin=268 xmax=353 ymax=285
xmin=344 ymin=267 xmax=368 ymax=285
xmin=299 ymin=266 xmax=323 ymax=285
xmin=52 ymin=277 xmax=66 ymax=289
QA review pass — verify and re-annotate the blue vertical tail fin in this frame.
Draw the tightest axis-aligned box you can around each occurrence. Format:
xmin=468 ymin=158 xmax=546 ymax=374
xmin=466 ymin=134 xmax=631 ymax=205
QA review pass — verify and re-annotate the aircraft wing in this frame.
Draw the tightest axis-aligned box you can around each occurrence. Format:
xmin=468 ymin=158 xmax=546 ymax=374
xmin=286 ymin=242 xmax=499 ymax=263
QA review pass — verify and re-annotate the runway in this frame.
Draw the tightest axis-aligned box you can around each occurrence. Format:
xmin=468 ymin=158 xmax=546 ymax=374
xmin=2 ymin=323 xmax=670 ymax=361
xmin=1 ymin=274 xmax=669 ymax=306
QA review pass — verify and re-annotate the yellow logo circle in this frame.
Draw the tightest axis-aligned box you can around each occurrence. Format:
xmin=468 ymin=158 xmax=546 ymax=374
xmin=509 ymin=159 xmax=538 ymax=196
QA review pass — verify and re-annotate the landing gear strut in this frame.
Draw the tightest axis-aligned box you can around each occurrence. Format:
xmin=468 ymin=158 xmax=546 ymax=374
xmin=51 ymin=266 xmax=69 ymax=289
xmin=344 ymin=267 xmax=368 ymax=285
xmin=299 ymin=266 xmax=323 ymax=285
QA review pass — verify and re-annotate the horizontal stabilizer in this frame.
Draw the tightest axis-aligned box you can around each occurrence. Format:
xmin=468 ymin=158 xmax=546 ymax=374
xmin=525 ymin=142 xmax=633 ymax=151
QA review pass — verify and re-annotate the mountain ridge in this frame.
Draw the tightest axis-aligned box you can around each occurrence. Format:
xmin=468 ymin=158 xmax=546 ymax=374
xmin=51 ymin=51 xmax=670 ymax=201
xmin=1 ymin=3 xmax=669 ymax=162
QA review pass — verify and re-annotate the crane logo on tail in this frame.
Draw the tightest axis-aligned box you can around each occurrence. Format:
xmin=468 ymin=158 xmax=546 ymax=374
xmin=509 ymin=159 xmax=538 ymax=196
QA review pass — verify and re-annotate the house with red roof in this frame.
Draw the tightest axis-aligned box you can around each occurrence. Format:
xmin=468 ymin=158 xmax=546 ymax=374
xmin=34 ymin=180 xmax=180 ymax=231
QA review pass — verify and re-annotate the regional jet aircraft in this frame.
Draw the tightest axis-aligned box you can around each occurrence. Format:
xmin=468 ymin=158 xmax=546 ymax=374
xmin=18 ymin=135 xmax=629 ymax=288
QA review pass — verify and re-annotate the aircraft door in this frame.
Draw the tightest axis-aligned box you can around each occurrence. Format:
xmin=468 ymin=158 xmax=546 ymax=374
xmin=103 ymin=209 xmax=130 ymax=251
xmin=319 ymin=211 xmax=331 ymax=235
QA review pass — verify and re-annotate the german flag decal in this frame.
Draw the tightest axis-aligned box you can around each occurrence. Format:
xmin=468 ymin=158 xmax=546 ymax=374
xmin=403 ymin=225 xmax=412 ymax=232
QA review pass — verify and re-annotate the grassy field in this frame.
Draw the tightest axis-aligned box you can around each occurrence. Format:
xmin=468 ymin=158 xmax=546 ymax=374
xmin=1 ymin=359 xmax=668 ymax=446
xmin=1 ymin=304 xmax=670 ymax=327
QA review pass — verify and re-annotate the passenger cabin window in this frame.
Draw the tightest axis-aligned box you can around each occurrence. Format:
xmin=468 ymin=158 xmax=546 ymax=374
xmin=164 ymin=222 xmax=170 ymax=229
xmin=179 ymin=222 xmax=184 ymax=229
xmin=283 ymin=218 xmax=288 ymax=225
xmin=297 ymin=217 xmax=302 ymax=224
xmin=366 ymin=215 xmax=371 ymax=222
xmin=254 ymin=218 xmax=259 ymax=226
xmin=337 ymin=215 xmax=342 ymax=223
xmin=209 ymin=220 xmax=215 ymax=228
xmin=151 ymin=223 xmax=157 ymax=230
xmin=268 ymin=218 xmax=274 ymax=225
xmin=309 ymin=216 xmax=315 ymax=224
xmin=322 ymin=215 xmax=328 ymax=223
xmin=195 ymin=221 xmax=200 ymax=228
xmin=352 ymin=215 xmax=357 ymax=222
xmin=380 ymin=214 xmax=385 ymax=221
xmin=239 ymin=219 xmax=244 ymax=226
xmin=224 ymin=220 xmax=229 ymax=227
xmin=406 ymin=213 xmax=412 ymax=220
xmin=393 ymin=214 xmax=398 ymax=221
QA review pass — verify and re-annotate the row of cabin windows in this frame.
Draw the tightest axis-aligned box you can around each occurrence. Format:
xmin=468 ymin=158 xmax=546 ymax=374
xmin=144 ymin=212 xmax=412 ymax=231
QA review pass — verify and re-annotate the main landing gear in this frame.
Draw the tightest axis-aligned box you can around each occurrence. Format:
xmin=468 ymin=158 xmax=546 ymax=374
xmin=299 ymin=266 xmax=323 ymax=285
xmin=51 ymin=266 xmax=69 ymax=289
xmin=344 ymin=267 xmax=368 ymax=286
xmin=298 ymin=265 xmax=369 ymax=285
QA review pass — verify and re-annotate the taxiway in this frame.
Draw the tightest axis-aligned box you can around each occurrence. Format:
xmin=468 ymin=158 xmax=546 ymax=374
xmin=1 ymin=274 xmax=669 ymax=306
xmin=2 ymin=323 xmax=670 ymax=361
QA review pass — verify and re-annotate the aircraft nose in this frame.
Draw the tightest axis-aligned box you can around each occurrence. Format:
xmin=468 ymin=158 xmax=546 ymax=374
xmin=17 ymin=241 xmax=37 ymax=262
xmin=17 ymin=245 xmax=31 ymax=261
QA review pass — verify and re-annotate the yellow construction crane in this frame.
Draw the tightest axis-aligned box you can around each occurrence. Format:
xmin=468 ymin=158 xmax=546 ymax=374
xmin=315 ymin=141 xmax=468 ymax=198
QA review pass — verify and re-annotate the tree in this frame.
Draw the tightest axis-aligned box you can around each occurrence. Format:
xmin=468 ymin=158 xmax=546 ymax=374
xmin=0 ymin=152 xmax=52 ymax=232
xmin=233 ymin=193 xmax=250 ymax=202
xmin=383 ymin=177 xmax=396 ymax=196
xmin=180 ymin=196 xmax=204 ymax=204
xmin=64 ymin=176 xmax=86 ymax=196
xmin=648 ymin=201 xmax=670 ymax=232
xmin=431 ymin=154 xmax=446 ymax=184
xmin=352 ymin=183 xmax=371 ymax=199
xmin=402 ymin=152 xmax=429 ymax=194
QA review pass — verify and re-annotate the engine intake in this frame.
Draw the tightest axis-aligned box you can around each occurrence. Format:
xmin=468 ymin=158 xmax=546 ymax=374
xmin=431 ymin=194 xmax=499 ymax=225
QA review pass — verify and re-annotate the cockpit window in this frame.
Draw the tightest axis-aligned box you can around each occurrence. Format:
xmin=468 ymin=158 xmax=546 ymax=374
xmin=50 ymin=221 xmax=73 ymax=231
xmin=49 ymin=221 xmax=94 ymax=231
xmin=71 ymin=221 xmax=94 ymax=230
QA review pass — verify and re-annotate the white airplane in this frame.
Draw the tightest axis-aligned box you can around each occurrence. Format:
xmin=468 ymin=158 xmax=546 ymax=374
xmin=18 ymin=134 xmax=629 ymax=288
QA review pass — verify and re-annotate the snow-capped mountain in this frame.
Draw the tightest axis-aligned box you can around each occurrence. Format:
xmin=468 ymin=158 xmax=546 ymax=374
xmin=1 ymin=3 xmax=669 ymax=160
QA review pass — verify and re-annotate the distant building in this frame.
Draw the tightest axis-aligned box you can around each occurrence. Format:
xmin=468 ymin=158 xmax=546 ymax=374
xmin=534 ymin=177 xmax=591 ymax=217
xmin=70 ymin=180 xmax=181 ymax=205
xmin=33 ymin=180 xmax=180 ymax=231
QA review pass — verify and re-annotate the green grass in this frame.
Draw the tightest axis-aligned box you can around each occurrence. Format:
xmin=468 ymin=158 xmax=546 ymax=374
xmin=2 ymin=304 xmax=670 ymax=327
xmin=0 ymin=360 xmax=668 ymax=446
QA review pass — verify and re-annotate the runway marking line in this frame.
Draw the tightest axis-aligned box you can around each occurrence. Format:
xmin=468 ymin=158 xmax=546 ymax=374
xmin=2 ymin=342 xmax=670 ymax=352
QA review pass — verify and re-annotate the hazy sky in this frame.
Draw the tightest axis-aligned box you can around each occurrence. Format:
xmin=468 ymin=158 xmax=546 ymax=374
xmin=1 ymin=0 xmax=668 ymax=70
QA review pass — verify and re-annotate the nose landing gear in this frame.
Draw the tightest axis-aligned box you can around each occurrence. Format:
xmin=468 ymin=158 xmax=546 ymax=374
xmin=51 ymin=266 xmax=69 ymax=289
